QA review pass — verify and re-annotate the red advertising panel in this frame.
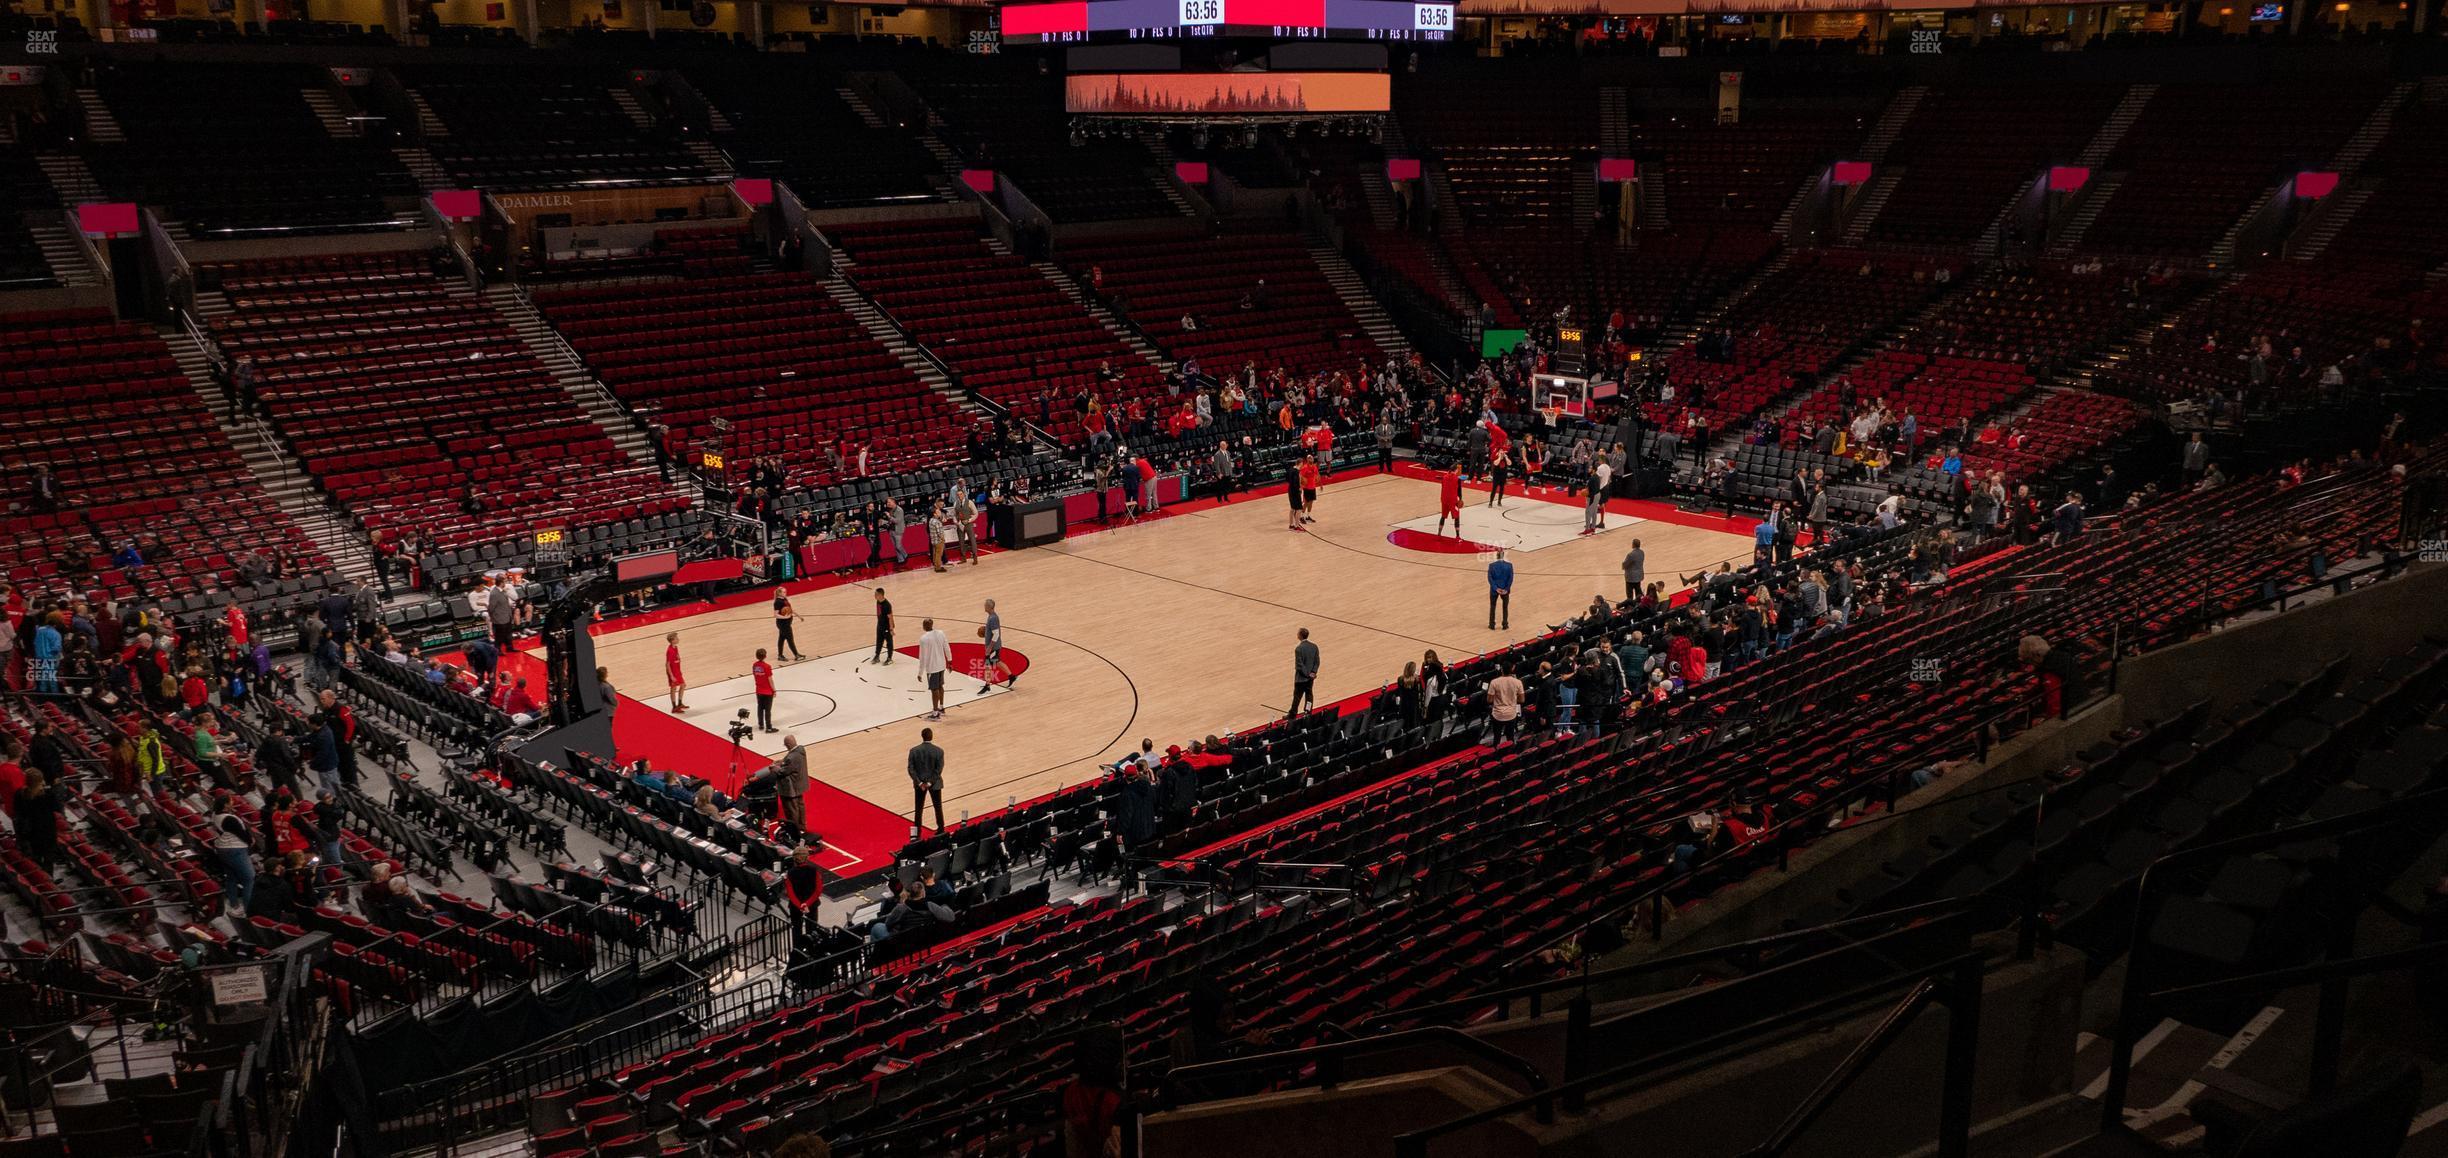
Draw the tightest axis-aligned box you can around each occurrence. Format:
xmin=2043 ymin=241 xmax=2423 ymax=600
xmin=77 ymin=202 xmax=140 ymax=237
xmin=2046 ymin=165 xmax=2091 ymax=193
xmin=1174 ymin=161 xmax=1211 ymax=184
xmin=1596 ymin=158 xmax=1637 ymax=182
xmin=1386 ymin=157 xmax=1422 ymax=181
xmin=2294 ymin=171 xmax=2339 ymax=198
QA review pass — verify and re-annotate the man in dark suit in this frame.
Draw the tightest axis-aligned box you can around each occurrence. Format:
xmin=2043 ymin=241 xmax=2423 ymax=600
xmin=907 ymin=727 xmax=946 ymax=834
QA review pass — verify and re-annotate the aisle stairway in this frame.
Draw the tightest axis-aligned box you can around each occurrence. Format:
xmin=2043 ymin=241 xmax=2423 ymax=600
xmin=170 ymin=303 xmax=378 ymax=582
xmin=482 ymin=283 xmax=667 ymax=476
xmin=1309 ymin=241 xmax=1413 ymax=360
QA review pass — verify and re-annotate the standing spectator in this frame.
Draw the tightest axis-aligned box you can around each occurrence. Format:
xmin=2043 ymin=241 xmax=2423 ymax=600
xmin=29 ymin=612 xmax=60 ymax=694
xmin=305 ymin=716 xmax=340 ymax=796
xmin=907 ymin=726 xmax=946 ymax=834
xmin=1375 ymin=415 xmax=1397 ymax=473
xmin=884 ymin=495 xmax=909 ymax=568
xmin=1583 ymin=458 xmax=1610 ymax=534
xmin=953 ymin=492 xmax=981 ymax=566
xmin=2181 ymin=432 xmax=2209 ymax=485
xmin=15 ymin=771 xmax=63 ymax=867
xmin=2052 ymin=492 xmax=2086 ymax=545
xmin=0 ymin=738 xmax=23 ymax=818
xmin=317 ymin=689 xmax=359 ymax=789
xmin=1289 ymin=628 xmax=1320 ymax=717
xmin=484 ymin=577 xmax=516 ymax=651
xmin=254 ymin=723 xmax=301 ymax=797
xmin=1485 ymin=665 xmax=1525 ymax=745
xmin=1622 ymin=539 xmax=1645 ymax=604
xmin=926 ymin=504 xmax=950 ymax=572
xmin=1487 ymin=548 xmax=1514 ymax=631
xmin=208 ymin=793 xmax=255 ymax=912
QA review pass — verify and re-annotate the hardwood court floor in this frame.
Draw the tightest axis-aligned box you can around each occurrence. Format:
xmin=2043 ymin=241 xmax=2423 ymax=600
xmin=592 ymin=472 xmax=1758 ymax=823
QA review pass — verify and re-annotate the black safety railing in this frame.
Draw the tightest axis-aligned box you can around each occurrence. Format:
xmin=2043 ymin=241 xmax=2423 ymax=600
xmin=1388 ymin=950 xmax=1989 ymax=1158
xmin=1167 ymin=1026 xmax=1556 ymax=1123
xmin=376 ymin=969 xmax=783 ymax=1155
xmin=2096 ymin=786 xmax=2448 ymax=1132
xmin=1357 ymin=895 xmax=1984 ymax=1033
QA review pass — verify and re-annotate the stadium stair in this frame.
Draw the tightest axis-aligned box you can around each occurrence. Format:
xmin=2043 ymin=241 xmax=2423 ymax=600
xmin=34 ymin=153 xmax=103 ymax=204
xmin=1839 ymin=168 xmax=1908 ymax=246
xmin=1308 ymin=240 xmax=1415 ymax=361
xmin=2044 ymin=175 xmax=2124 ymax=259
xmin=819 ymin=277 xmax=985 ymax=420
xmin=1028 ymin=256 xmax=1177 ymax=374
xmin=25 ymin=217 xmax=101 ymax=288
xmin=72 ymin=87 xmax=124 ymax=143
xmin=168 ymin=315 xmax=379 ymax=583
xmin=483 ymin=283 xmax=668 ymax=477
xmin=300 ymin=86 xmax=361 ymax=139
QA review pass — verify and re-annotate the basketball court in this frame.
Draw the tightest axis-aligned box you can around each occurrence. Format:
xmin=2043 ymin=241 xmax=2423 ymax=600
xmin=560 ymin=466 xmax=1758 ymax=873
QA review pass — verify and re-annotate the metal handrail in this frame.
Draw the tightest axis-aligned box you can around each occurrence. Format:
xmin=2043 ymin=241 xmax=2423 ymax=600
xmin=2098 ymin=786 xmax=2448 ymax=1128
xmin=1388 ymin=951 xmax=1988 ymax=1158
xmin=1360 ymin=895 xmax=1979 ymax=1032
xmin=1167 ymin=1026 xmax=1556 ymax=1124
xmin=1741 ymin=976 xmax=1944 ymax=1158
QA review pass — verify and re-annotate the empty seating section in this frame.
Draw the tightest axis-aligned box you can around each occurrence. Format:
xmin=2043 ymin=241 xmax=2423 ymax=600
xmin=909 ymin=59 xmax=1176 ymax=223
xmin=827 ymin=219 xmax=1164 ymax=424
xmin=207 ymin=251 xmax=687 ymax=546
xmin=687 ymin=67 xmax=942 ymax=209
xmin=86 ymin=62 xmax=417 ymax=236
xmin=532 ymin=270 xmax=965 ymax=484
xmin=1064 ymin=231 xmax=1385 ymax=375
xmin=1782 ymin=269 xmax=2142 ymax=444
xmin=406 ymin=65 xmax=712 ymax=189
xmin=1398 ymin=69 xmax=1596 ymax=228
xmin=0 ymin=310 xmax=330 ymax=602
xmin=1870 ymin=82 xmax=2121 ymax=249
xmin=1453 ymin=228 xmax=1776 ymax=335
xmin=2315 ymin=95 xmax=2448 ymax=286
xmin=0 ymin=142 xmax=58 ymax=287
xmin=1652 ymin=250 xmax=1940 ymax=435
xmin=1634 ymin=107 xmax=1873 ymax=232
xmin=2086 ymin=80 xmax=2386 ymax=257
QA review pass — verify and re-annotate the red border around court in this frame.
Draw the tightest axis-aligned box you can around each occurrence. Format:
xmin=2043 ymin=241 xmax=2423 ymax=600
xmin=455 ymin=454 xmax=1759 ymax=875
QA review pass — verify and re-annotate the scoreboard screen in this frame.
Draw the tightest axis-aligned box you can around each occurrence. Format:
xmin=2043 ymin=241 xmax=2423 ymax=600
xmin=1001 ymin=0 xmax=1454 ymax=43
xmin=1068 ymin=72 xmax=1390 ymax=114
